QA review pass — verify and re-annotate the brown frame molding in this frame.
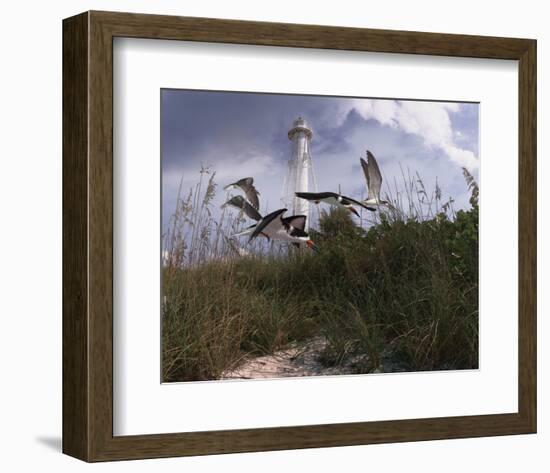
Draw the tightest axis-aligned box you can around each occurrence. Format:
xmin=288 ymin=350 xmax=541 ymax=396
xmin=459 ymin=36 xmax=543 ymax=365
xmin=63 ymin=10 xmax=537 ymax=462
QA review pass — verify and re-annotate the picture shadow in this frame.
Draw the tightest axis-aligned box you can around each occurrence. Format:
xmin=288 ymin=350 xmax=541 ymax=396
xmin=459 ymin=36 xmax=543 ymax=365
xmin=35 ymin=436 xmax=62 ymax=452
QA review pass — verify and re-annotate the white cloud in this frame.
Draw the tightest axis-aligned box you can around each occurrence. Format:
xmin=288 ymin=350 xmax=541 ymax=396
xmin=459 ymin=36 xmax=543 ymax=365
xmin=339 ymin=100 xmax=478 ymax=170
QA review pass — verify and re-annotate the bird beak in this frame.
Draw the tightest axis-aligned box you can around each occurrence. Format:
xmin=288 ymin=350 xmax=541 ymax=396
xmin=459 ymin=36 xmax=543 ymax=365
xmin=349 ymin=207 xmax=360 ymax=218
xmin=306 ymin=240 xmax=320 ymax=253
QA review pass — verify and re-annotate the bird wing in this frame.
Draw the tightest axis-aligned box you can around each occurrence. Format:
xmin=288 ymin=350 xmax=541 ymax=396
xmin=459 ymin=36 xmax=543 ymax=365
xmin=222 ymin=195 xmax=262 ymax=221
xmin=295 ymin=191 xmax=339 ymax=201
xmin=360 ymin=157 xmax=371 ymax=195
xmin=283 ymin=215 xmax=307 ymax=231
xmin=236 ymin=177 xmax=260 ymax=210
xmin=340 ymin=194 xmax=376 ymax=212
xmin=366 ymin=150 xmax=382 ymax=200
xmin=249 ymin=208 xmax=287 ymax=242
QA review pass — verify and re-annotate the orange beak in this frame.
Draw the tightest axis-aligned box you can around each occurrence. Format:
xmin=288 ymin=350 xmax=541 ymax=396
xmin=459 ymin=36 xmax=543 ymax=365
xmin=349 ymin=206 xmax=360 ymax=218
xmin=306 ymin=240 xmax=320 ymax=253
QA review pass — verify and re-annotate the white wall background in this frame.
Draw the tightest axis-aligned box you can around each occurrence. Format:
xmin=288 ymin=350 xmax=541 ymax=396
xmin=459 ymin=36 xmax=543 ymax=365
xmin=0 ymin=0 xmax=546 ymax=470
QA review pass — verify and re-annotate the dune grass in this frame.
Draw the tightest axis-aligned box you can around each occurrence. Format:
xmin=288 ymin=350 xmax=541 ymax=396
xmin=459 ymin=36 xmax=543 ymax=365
xmin=162 ymin=168 xmax=479 ymax=382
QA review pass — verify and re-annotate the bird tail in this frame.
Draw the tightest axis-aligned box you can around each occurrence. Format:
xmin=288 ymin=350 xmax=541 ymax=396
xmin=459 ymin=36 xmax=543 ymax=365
xmin=232 ymin=225 xmax=256 ymax=238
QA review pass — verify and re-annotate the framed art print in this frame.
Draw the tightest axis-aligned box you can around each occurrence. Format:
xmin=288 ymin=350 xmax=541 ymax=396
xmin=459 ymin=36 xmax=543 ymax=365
xmin=63 ymin=11 xmax=536 ymax=461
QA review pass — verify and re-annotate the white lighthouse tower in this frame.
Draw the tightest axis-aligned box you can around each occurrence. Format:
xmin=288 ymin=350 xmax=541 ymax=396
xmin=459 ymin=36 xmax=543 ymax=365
xmin=282 ymin=117 xmax=317 ymax=230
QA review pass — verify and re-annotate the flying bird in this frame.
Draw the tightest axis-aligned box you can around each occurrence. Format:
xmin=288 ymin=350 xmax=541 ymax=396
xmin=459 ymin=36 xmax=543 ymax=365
xmin=222 ymin=195 xmax=262 ymax=221
xmin=361 ymin=150 xmax=390 ymax=208
xmin=233 ymin=213 xmax=307 ymax=239
xmin=224 ymin=195 xmax=308 ymax=240
xmin=295 ymin=191 xmax=375 ymax=217
xmin=248 ymin=208 xmax=319 ymax=252
xmin=223 ymin=177 xmax=260 ymax=210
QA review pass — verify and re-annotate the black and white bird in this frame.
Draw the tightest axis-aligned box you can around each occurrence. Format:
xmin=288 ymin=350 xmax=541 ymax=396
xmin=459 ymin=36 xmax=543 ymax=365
xmin=234 ymin=213 xmax=308 ymax=240
xmin=222 ymin=176 xmax=262 ymax=238
xmin=223 ymin=177 xmax=260 ymax=210
xmin=295 ymin=191 xmax=375 ymax=217
xmin=223 ymin=189 xmax=309 ymax=240
xmin=361 ymin=150 xmax=390 ymax=208
xmin=222 ymin=195 xmax=262 ymax=238
xmin=248 ymin=208 xmax=319 ymax=252
xmin=222 ymin=195 xmax=262 ymax=222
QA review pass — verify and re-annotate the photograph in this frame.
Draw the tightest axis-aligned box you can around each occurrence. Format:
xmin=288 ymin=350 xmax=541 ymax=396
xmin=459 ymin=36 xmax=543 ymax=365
xmin=0 ymin=0 xmax=541 ymax=467
xmin=160 ymin=89 xmax=480 ymax=383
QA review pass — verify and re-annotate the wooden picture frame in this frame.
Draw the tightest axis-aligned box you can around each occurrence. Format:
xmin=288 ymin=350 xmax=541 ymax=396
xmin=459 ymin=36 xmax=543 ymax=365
xmin=63 ymin=10 xmax=537 ymax=462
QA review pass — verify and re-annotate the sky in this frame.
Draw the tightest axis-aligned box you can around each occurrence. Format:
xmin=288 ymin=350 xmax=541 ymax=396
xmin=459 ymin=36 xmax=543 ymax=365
xmin=161 ymin=89 xmax=479 ymax=231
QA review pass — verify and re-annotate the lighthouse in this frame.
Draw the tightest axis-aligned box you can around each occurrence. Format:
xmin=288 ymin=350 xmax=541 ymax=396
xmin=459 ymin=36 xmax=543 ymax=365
xmin=282 ymin=117 xmax=317 ymax=230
